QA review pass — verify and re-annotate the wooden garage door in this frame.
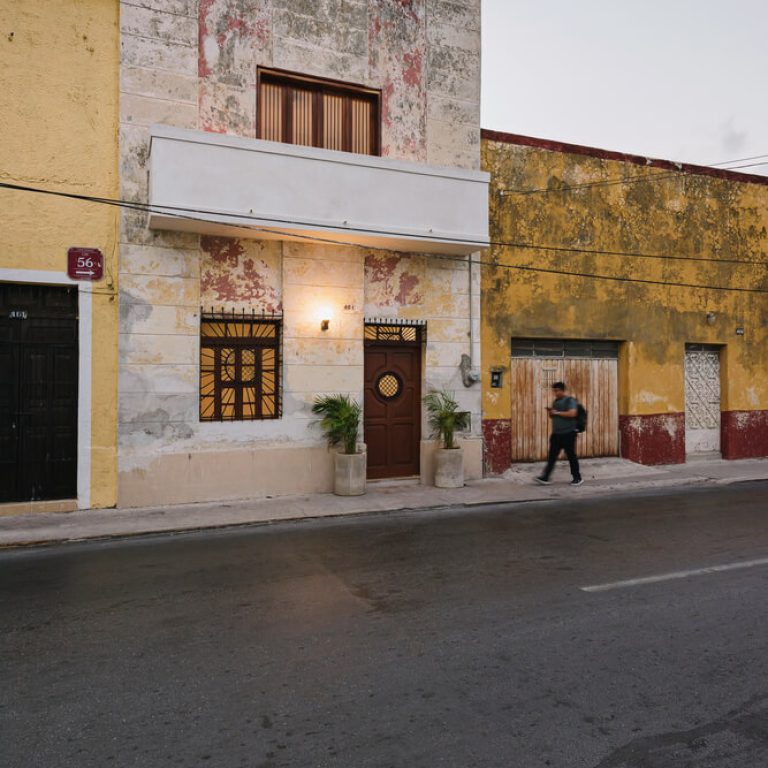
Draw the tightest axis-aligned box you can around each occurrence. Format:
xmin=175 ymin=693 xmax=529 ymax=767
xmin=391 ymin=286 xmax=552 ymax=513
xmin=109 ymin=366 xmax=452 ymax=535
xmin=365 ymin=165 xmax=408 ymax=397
xmin=510 ymin=340 xmax=619 ymax=462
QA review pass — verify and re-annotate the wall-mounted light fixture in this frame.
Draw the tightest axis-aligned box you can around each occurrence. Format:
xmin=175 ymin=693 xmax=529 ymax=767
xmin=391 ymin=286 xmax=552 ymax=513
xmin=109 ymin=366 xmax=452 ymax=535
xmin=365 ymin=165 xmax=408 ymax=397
xmin=736 ymin=326 xmax=745 ymax=336
xmin=706 ymin=312 xmax=716 ymax=325
xmin=320 ymin=318 xmax=330 ymax=331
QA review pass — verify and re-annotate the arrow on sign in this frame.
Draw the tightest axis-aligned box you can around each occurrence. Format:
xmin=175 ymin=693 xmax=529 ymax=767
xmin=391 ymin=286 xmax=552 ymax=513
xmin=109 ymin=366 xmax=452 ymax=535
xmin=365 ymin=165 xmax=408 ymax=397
xmin=74 ymin=270 xmax=95 ymax=276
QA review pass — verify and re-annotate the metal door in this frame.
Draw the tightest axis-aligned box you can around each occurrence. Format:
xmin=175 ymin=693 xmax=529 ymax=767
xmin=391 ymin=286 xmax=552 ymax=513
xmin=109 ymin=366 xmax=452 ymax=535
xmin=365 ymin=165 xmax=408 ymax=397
xmin=684 ymin=345 xmax=721 ymax=454
xmin=510 ymin=340 xmax=619 ymax=462
xmin=363 ymin=324 xmax=421 ymax=479
xmin=0 ymin=284 xmax=79 ymax=502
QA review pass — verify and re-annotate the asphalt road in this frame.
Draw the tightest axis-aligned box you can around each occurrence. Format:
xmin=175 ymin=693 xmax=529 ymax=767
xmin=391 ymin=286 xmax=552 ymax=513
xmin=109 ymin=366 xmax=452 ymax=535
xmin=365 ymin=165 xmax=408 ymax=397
xmin=2 ymin=482 xmax=768 ymax=768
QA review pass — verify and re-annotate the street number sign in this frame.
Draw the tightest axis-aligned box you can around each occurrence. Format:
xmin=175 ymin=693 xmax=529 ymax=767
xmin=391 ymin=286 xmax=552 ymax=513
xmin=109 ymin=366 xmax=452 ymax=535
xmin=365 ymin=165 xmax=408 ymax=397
xmin=67 ymin=247 xmax=104 ymax=281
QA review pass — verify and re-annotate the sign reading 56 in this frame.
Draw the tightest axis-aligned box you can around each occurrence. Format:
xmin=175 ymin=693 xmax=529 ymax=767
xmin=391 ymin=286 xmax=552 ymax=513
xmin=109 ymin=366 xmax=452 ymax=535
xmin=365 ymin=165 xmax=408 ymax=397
xmin=67 ymin=247 xmax=104 ymax=281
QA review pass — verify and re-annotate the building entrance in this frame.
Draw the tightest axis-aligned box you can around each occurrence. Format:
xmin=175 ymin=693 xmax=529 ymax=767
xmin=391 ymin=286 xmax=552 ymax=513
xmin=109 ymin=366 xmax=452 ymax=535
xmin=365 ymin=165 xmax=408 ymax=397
xmin=363 ymin=323 xmax=422 ymax=479
xmin=0 ymin=284 xmax=79 ymax=502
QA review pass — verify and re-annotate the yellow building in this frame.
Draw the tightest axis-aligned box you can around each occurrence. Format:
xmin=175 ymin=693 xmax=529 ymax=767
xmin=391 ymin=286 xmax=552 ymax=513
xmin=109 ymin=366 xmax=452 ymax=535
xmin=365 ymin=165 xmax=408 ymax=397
xmin=0 ymin=0 xmax=119 ymax=511
xmin=481 ymin=130 xmax=768 ymax=473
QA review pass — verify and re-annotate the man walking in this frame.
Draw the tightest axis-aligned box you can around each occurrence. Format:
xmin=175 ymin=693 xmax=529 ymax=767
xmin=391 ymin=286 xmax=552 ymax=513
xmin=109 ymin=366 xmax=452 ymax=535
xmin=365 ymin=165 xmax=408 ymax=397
xmin=535 ymin=381 xmax=583 ymax=486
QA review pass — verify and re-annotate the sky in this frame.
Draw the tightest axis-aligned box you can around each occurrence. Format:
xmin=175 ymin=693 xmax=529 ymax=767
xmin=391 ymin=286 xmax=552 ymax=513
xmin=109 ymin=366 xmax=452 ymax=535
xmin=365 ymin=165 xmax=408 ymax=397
xmin=481 ymin=0 xmax=768 ymax=175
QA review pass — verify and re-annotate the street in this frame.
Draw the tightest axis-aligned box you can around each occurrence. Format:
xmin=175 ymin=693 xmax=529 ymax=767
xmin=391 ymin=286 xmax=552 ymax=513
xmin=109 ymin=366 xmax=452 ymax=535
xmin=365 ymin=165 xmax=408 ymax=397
xmin=2 ymin=482 xmax=768 ymax=768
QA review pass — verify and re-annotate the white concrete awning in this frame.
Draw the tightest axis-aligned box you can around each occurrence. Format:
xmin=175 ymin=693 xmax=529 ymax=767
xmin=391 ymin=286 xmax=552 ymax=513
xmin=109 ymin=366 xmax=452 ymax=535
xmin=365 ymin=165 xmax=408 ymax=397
xmin=148 ymin=126 xmax=489 ymax=256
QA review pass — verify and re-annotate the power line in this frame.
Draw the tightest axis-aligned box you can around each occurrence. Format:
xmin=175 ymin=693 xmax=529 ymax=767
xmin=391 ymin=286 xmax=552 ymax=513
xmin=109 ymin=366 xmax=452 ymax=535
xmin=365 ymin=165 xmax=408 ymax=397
xmin=3 ymin=179 xmax=765 ymax=266
xmin=2 ymin=179 xmax=767 ymax=294
xmin=499 ymin=159 xmax=768 ymax=197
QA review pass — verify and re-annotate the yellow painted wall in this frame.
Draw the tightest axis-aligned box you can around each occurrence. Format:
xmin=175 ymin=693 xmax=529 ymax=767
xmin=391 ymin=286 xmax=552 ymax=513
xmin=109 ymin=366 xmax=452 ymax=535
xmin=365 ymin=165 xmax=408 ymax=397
xmin=481 ymin=137 xmax=768 ymax=422
xmin=0 ymin=0 xmax=119 ymax=507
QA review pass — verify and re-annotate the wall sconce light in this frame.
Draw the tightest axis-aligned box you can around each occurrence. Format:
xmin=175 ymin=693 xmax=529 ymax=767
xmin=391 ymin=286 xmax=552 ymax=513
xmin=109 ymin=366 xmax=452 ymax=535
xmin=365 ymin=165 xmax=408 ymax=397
xmin=706 ymin=312 xmax=716 ymax=325
xmin=320 ymin=319 xmax=330 ymax=331
xmin=736 ymin=326 xmax=745 ymax=336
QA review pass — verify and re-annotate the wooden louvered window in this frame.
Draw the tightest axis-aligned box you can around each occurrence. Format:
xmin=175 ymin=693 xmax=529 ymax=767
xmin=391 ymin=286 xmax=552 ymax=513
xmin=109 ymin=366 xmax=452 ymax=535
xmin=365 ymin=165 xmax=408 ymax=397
xmin=257 ymin=68 xmax=380 ymax=156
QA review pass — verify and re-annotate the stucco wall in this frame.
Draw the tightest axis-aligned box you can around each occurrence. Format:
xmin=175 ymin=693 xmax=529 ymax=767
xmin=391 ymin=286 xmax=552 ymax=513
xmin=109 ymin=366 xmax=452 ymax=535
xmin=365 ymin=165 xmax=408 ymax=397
xmin=0 ymin=0 xmax=120 ymax=508
xmin=117 ymin=1 xmax=482 ymax=505
xmin=481 ymin=133 xmax=768 ymax=470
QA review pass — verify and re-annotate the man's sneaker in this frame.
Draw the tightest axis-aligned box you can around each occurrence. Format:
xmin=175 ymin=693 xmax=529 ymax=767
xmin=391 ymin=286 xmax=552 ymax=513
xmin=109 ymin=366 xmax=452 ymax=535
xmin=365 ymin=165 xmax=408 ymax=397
xmin=570 ymin=478 xmax=584 ymax=486
xmin=534 ymin=476 xmax=550 ymax=485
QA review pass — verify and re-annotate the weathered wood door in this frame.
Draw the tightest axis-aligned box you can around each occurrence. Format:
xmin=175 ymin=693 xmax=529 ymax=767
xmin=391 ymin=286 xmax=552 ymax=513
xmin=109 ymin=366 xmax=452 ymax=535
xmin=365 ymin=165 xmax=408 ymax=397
xmin=0 ymin=284 xmax=79 ymax=502
xmin=510 ymin=352 xmax=619 ymax=462
xmin=684 ymin=345 xmax=721 ymax=455
xmin=364 ymin=326 xmax=421 ymax=479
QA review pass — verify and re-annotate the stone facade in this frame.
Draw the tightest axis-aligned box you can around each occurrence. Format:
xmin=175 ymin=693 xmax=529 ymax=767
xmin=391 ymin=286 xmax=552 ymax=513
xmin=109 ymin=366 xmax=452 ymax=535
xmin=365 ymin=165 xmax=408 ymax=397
xmin=481 ymin=130 xmax=768 ymax=472
xmin=118 ymin=0 xmax=483 ymax=505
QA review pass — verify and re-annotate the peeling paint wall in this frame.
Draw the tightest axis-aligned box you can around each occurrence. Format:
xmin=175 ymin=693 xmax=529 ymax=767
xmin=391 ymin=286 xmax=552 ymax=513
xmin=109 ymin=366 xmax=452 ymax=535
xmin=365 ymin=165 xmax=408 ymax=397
xmin=1 ymin=0 xmax=120 ymax=508
xmin=481 ymin=132 xmax=768 ymax=469
xmin=118 ymin=1 xmax=482 ymax=505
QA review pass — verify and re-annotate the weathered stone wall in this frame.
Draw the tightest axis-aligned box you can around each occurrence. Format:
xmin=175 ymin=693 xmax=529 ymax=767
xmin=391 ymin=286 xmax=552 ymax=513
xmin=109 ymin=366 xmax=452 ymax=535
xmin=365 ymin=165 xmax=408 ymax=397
xmin=481 ymin=131 xmax=768 ymax=471
xmin=118 ymin=1 xmax=482 ymax=504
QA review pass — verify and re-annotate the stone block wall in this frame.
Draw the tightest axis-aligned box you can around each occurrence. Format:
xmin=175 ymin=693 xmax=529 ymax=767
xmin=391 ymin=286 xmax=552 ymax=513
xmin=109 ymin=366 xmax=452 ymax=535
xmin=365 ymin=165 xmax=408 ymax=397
xmin=118 ymin=1 xmax=482 ymax=504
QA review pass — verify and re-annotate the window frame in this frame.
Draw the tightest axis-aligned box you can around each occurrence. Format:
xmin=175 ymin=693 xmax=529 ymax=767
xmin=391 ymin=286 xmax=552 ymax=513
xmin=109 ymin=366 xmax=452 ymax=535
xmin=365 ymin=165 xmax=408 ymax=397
xmin=199 ymin=312 xmax=282 ymax=422
xmin=256 ymin=67 xmax=381 ymax=156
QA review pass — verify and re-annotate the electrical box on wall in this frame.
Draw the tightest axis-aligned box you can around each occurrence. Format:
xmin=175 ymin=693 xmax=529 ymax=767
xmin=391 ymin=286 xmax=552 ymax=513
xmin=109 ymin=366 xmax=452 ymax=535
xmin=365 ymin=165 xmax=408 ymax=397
xmin=490 ymin=367 xmax=505 ymax=388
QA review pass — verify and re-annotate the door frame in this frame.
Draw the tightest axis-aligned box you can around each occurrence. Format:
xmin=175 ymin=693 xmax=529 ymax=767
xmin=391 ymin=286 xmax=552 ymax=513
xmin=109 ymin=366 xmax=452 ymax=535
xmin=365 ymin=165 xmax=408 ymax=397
xmin=684 ymin=343 xmax=723 ymax=456
xmin=363 ymin=322 xmax=423 ymax=480
xmin=0 ymin=269 xmax=93 ymax=509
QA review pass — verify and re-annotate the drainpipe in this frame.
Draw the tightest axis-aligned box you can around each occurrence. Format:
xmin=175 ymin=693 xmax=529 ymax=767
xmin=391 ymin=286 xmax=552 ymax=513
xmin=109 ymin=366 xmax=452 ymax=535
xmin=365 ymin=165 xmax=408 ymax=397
xmin=460 ymin=252 xmax=480 ymax=387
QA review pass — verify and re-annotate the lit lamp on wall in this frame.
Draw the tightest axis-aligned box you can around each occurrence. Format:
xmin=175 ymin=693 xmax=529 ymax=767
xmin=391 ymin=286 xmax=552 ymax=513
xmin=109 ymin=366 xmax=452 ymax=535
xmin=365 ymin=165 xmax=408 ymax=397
xmin=316 ymin=304 xmax=333 ymax=332
xmin=706 ymin=312 xmax=716 ymax=325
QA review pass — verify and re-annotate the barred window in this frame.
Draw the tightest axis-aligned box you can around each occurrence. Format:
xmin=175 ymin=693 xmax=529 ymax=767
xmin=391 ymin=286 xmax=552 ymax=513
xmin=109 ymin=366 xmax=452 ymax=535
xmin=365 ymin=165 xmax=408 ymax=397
xmin=200 ymin=314 xmax=281 ymax=421
xmin=258 ymin=68 xmax=380 ymax=156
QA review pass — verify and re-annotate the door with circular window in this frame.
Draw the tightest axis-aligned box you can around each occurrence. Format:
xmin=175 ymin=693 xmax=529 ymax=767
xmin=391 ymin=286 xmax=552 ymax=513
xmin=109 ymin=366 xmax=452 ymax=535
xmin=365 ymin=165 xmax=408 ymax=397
xmin=363 ymin=324 xmax=422 ymax=479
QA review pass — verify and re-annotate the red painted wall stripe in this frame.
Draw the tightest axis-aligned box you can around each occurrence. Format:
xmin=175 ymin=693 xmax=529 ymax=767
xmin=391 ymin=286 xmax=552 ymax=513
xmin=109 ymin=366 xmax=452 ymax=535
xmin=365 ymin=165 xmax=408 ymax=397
xmin=721 ymin=411 xmax=768 ymax=460
xmin=619 ymin=413 xmax=686 ymax=466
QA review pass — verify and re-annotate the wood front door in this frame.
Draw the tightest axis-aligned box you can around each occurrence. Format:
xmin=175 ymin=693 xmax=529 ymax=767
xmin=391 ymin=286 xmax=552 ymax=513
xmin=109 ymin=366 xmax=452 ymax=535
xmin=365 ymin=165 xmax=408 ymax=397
xmin=364 ymin=328 xmax=421 ymax=479
xmin=0 ymin=284 xmax=79 ymax=503
xmin=510 ymin=343 xmax=619 ymax=462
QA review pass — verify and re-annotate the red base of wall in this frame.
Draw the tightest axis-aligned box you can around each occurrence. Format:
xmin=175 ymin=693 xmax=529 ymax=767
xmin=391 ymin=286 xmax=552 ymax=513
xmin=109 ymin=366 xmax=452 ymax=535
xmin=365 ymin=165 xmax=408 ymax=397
xmin=619 ymin=413 xmax=686 ymax=465
xmin=483 ymin=419 xmax=512 ymax=475
xmin=721 ymin=411 xmax=768 ymax=459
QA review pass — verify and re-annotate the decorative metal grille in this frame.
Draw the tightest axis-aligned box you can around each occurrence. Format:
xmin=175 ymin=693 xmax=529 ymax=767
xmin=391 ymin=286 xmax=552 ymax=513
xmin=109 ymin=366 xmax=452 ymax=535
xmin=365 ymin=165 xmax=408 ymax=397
xmin=376 ymin=372 xmax=402 ymax=400
xmin=511 ymin=338 xmax=619 ymax=359
xmin=200 ymin=310 xmax=282 ymax=422
xmin=684 ymin=346 xmax=721 ymax=430
xmin=364 ymin=322 xmax=423 ymax=345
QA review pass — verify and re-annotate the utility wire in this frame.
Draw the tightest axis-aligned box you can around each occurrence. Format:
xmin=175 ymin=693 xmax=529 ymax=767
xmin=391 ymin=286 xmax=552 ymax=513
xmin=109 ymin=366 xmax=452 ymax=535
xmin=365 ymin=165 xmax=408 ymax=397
xmin=3 ymin=179 xmax=766 ymax=266
xmin=2 ymin=180 xmax=767 ymax=294
xmin=499 ymin=158 xmax=768 ymax=196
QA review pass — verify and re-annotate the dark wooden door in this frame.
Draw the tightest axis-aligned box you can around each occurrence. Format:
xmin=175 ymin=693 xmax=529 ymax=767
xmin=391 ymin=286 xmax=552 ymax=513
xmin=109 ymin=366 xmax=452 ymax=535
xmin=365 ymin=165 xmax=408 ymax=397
xmin=0 ymin=284 xmax=79 ymax=502
xmin=364 ymin=342 xmax=421 ymax=479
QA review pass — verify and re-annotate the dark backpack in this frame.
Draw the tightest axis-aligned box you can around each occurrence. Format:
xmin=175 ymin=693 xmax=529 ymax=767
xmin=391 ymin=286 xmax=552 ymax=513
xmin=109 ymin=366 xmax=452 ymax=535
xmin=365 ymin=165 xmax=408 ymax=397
xmin=576 ymin=402 xmax=588 ymax=433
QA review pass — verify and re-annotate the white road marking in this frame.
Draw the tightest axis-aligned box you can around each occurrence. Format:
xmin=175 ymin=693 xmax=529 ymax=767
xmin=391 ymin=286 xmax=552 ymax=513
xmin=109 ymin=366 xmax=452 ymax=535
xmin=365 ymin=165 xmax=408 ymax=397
xmin=580 ymin=556 xmax=768 ymax=592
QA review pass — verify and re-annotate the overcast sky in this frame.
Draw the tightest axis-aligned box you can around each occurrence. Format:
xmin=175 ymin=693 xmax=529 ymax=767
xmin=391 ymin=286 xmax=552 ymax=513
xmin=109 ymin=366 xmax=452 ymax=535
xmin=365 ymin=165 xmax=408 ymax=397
xmin=481 ymin=0 xmax=768 ymax=175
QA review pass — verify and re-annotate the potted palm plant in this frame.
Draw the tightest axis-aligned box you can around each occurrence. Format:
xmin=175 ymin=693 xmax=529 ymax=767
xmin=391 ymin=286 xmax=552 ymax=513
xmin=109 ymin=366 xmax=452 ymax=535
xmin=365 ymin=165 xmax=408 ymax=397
xmin=424 ymin=388 xmax=470 ymax=488
xmin=312 ymin=394 xmax=366 ymax=496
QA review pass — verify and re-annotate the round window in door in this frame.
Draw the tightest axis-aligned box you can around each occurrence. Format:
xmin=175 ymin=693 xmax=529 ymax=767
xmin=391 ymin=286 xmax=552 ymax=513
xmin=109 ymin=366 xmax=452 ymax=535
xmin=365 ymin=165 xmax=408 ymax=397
xmin=376 ymin=372 xmax=403 ymax=400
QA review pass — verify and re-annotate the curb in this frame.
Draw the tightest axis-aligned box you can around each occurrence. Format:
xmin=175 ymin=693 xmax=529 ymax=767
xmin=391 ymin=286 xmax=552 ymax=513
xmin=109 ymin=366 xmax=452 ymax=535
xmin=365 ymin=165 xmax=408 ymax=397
xmin=3 ymin=474 xmax=766 ymax=551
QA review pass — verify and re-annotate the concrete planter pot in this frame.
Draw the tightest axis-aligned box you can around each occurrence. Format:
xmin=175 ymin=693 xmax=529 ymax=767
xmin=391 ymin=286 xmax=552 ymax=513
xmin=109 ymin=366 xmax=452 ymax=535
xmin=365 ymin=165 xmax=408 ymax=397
xmin=434 ymin=446 xmax=464 ymax=488
xmin=334 ymin=448 xmax=367 ymax=496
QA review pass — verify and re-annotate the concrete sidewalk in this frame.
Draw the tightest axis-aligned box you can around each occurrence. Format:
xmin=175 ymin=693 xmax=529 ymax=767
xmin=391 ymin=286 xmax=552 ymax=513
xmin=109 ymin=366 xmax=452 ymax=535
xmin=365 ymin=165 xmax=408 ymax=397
xmin=1 ymin=456 xmax=766 ymax=549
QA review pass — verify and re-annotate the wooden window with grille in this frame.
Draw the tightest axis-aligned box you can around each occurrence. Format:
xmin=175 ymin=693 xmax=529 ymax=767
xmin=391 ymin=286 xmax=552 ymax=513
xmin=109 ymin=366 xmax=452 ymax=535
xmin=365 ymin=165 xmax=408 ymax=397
xmin=257 ymin=68 xmax=380 ymax=156
xmin=200 ymin=314 xmax=281 ymax=421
